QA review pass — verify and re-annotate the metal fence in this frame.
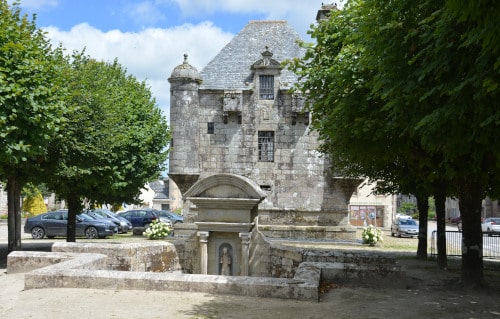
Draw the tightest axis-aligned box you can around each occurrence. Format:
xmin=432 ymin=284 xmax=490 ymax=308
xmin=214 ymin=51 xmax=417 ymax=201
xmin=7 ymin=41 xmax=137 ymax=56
xmin=430 ymin=230 xmax=500 ymax=259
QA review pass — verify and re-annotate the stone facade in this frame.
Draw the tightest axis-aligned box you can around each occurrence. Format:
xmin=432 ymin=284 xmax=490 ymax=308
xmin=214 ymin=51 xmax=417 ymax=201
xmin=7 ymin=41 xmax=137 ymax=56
xmin=168 ymin=20 xmax=359 ymax=243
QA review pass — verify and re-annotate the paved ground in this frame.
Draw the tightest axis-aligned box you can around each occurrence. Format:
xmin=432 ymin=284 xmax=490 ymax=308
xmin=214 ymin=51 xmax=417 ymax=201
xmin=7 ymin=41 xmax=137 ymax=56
xmin=1 ymin=223 xmax=500 ymax=318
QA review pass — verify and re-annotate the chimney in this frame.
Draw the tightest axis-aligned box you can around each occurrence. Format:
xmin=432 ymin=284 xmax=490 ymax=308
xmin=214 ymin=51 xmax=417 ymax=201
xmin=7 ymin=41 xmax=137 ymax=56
xmin=316 ymin=3 xmax=338 ymax=22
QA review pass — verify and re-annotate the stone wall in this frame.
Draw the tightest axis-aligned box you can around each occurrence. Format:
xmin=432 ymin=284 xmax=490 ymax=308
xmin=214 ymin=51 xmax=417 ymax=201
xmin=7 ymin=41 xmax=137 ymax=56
xmin=248 ymin=226 xmax=271 ymax=277
xmin=266 ymin=242 xmax=404 ymax=285
xmin=169 ymin=234 xmax=200 ymax=274
xmin=51 ymin=242 xmax=180 ymax=272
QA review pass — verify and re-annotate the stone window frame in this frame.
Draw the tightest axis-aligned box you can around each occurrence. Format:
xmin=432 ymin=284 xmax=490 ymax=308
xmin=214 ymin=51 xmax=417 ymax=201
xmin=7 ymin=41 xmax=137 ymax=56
xmin=258 ymin=131 xmax=274 ymax=162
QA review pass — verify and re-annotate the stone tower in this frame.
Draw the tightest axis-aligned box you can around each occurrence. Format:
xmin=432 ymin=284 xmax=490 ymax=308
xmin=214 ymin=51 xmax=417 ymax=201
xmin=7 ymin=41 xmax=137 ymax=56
xmin=168 ymin=54 xmax=202 ymax=194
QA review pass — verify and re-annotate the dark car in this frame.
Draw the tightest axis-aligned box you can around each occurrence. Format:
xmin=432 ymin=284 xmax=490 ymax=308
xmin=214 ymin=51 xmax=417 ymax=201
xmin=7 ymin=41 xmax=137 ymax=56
xmin=86 ymin=209 xmax=132 ymax=233
xmin=156 ymin=210 xmax=183 ymax=224
xmin=117 ymin=209 xmax=159 ymax=228
xmin=24 ymin=210 xmax=117 ymax=239
xmin=391 ymin=216 xmax=419 ymax=238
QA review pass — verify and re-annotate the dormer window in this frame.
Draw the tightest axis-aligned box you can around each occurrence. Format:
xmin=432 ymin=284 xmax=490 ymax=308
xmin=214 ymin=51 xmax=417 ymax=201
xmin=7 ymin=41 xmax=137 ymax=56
xmin=252 ymin=47 xmax=281 ymax=101
xmin=259 ymin=75 xmax=274 ymax=100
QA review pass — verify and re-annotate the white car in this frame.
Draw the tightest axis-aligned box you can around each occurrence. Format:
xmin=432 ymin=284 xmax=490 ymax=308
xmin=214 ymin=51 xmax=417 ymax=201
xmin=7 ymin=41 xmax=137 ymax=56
xmin=481 ymin=218 xmax=500 ymax=236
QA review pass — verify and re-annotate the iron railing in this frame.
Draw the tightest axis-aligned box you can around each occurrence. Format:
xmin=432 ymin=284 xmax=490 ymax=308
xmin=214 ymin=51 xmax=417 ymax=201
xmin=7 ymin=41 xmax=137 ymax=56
xmin=430 ymin=230 xmax=500 ymax=259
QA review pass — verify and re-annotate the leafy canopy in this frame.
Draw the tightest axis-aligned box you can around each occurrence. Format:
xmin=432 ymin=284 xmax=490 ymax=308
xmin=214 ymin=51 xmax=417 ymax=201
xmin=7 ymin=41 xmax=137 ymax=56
xmin=0 ymin=0 xmax=67 ymax=177
xmin=46 ymin=53 xmax=170 ymax=206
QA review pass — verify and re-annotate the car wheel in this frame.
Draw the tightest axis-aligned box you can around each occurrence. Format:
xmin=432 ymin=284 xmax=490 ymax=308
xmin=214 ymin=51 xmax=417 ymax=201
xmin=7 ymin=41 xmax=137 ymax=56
xmin=85 ymin=226 xmax=98 ymax=239
xmin=144 ymin=223 xmax=151 ymax=230
xmin=487 ymin=228 xmax=492 ymax=237
xmin=31 ymin=226 xmax=45 ymax=239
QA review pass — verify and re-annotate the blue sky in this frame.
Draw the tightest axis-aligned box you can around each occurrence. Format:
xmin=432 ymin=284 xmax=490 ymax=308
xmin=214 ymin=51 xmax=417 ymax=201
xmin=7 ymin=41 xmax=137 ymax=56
xmin=15 ymin=0 xmax=344 ymax=122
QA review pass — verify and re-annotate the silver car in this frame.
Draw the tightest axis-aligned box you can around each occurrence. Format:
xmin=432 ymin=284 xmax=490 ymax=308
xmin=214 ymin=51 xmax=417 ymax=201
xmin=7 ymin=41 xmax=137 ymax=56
xmin=391 ymin=217 xmax=419 ymax=238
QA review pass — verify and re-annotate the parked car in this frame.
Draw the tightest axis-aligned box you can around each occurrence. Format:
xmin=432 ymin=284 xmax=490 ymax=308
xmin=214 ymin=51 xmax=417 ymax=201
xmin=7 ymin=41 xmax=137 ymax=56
xmin=24 ymin=210 xmax=117 ymax=239
xmin=450 ymin=216 xmax=461 ymax=224
xmin=117 ymin=209 xmax=160 ymax=228
xmin=86 ymin=209 xmax=132 ymax=233
xmin=481 ymin=218 xmax=500 ymax=236
xmin=156 ymin=210 xmax=183 ymax=224
xmin=391 ymin=216 xmax=419 ymax=238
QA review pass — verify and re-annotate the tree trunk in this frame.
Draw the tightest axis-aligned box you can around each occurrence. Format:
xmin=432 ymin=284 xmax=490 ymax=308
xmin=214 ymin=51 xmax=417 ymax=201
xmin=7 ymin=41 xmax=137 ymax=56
xmin=434 ymin=189 xmax=447 ymax=269
xmin=7 ymin=176 xmax=22 ymax=253
xmin=66 ymin=192 xmax=80 ymax=242
xmin=459 ymin=180 xmax=484 ymax=288
xmin=415 ymin=192 xmax=429 ymax=259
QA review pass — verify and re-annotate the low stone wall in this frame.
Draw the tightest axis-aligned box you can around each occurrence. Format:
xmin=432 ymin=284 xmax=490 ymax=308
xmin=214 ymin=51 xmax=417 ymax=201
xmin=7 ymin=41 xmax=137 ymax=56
xmin=51 ymin=242 xmax=181 ymax=272
xmin=8 ymin=242 xmax=322 ymax=301
xmin=267 ymin=242 xmax=405 ymax=286
xmin=7 ymin=251 xmax=85 ymax=274
xmin=6 ymin=238 xmax=406 ymax=301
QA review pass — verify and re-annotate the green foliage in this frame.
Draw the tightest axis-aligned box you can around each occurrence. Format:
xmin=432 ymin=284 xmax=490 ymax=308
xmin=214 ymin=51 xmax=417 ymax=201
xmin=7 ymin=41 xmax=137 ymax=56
xmin=46 ymin=53 xmax=170 ymax=206
xmin=0 ymin=0 xmax=68 ymax=251
xmin=428 ymin=197 xmax=436 ymax=216
xmin=0 ymin=0 xmax=68 ymax=174
xmin=42 ymin=52 xmax=171 ymax=242
xmin=287 ymin=0 xmax=498 ymax=285
xmin=399 ymin=202 xmax=417 ymax=215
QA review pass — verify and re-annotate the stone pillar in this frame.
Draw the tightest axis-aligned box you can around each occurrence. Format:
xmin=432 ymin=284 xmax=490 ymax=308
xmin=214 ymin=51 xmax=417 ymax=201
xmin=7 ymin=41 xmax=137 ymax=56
xmin=198 ymin=231 xmax=209 ymax=274
xmin=239 ymin=232 xmax=250 ymax=276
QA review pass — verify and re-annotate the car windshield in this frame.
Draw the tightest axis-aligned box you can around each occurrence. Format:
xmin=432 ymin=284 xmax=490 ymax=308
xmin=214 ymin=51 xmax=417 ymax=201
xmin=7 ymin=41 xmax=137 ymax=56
xmin=92 ymin=210 xmax=107 ymax=217
xmin=399 ymin=219 xmax=417 ymax=226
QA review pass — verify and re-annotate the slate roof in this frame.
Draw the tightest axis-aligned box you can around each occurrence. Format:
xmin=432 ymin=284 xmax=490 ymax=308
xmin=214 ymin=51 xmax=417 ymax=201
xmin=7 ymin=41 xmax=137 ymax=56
xmin=199 ymin=20 xmax=306 ymax=90
xmin=149 ymin=181 xmax=169 ymax=199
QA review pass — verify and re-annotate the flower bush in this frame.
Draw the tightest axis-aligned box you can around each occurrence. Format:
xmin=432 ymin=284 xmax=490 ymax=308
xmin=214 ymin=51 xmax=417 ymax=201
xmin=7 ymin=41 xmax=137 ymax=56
xmin=362 ymin=225 xmax=383 ymax=246
xmin=143 ymin=220 xmax=172 ymax=240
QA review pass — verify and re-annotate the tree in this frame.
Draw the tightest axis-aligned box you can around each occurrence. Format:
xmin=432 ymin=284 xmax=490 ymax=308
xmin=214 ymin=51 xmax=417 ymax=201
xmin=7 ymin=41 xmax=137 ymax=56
xmin=288 ymin=0 xmax=498 ymax=287
xmin=287 ymin=0 xmax=447 ymax=264
xmin=44 ymin=53 xmax=170 ymax=241
xmin=0 ymin=0 xmax=67 ymax=252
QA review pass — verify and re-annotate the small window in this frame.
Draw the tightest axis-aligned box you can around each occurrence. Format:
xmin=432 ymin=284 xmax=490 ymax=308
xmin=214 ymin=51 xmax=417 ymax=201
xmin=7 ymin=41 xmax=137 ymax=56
xmin=207 ymin=122 xmax=214 ymax=134
xmin=259 ymin=75 xmax=274 ymax=100
xmin=258 ymin=131 xmax=274 ymax=162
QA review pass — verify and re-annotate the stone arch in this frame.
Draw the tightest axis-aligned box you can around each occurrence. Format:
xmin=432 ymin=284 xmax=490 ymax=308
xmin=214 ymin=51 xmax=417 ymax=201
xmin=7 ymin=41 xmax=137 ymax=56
xmin=184 ymin=173 xmax=266 ymax=200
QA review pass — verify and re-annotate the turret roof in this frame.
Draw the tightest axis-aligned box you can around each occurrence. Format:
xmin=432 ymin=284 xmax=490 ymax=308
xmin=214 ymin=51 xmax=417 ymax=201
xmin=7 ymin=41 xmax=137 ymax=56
xmin=169 ymin=54 xmax=202 ymax=82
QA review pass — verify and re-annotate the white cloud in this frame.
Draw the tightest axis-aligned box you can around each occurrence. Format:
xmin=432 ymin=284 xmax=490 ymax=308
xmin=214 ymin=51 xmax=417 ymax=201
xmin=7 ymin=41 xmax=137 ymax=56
xmin=170 ymin=0 xmax=346 ymax=40
xmin=43 ymin=22 xmax=233 ymax=123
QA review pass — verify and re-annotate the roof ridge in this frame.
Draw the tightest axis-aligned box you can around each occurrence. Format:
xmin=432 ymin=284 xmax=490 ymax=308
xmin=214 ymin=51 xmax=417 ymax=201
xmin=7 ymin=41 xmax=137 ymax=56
xmin=248 ymin=20 xmax=287 ymax=24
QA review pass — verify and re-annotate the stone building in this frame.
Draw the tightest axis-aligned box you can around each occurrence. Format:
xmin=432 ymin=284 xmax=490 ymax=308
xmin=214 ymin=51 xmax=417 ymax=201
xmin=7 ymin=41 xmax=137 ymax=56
xmin=167 ymin=14 xmax=359 ymax=276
